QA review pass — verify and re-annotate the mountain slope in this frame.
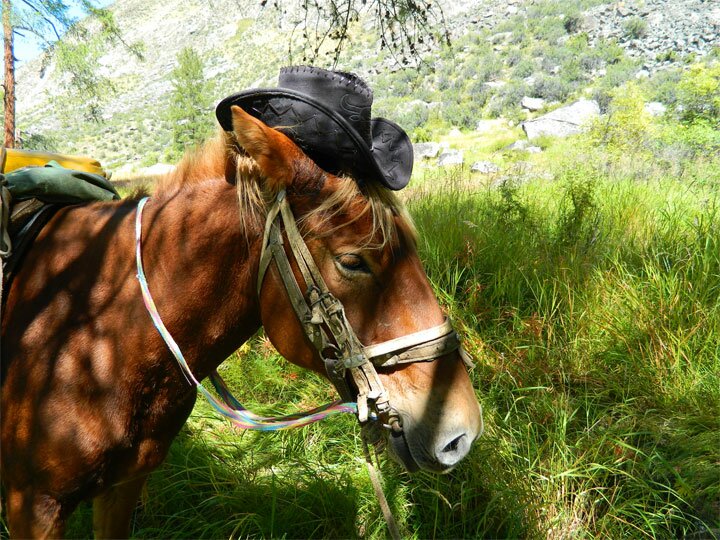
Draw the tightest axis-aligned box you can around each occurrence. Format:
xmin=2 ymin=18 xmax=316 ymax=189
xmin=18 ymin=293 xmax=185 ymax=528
xmin=13 ymin=0 xmax=720 ymax=172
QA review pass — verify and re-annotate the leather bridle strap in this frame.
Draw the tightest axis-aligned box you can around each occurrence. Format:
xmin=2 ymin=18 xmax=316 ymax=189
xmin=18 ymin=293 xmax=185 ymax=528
xmin=257 ymin=190 xmax=471 ymax=430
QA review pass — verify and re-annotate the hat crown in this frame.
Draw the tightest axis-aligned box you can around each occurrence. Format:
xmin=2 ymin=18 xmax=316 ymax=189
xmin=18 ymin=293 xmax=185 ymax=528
xmin=279 ymin=66 xmax=374 ymax=145
xmin=215 ymin=65 xmax=414 ymax=189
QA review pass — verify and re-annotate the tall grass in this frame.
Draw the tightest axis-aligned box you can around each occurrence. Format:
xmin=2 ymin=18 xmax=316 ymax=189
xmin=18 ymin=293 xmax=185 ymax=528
xmin=3 ymin=148 xmax=718 ymax=539
xmin=408 ymin=158 xmax=719 ymax=538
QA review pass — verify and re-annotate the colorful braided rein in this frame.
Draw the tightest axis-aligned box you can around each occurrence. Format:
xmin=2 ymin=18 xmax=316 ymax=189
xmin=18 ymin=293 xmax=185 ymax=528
xmin=134 ymin=197 xmax=357 ymax=430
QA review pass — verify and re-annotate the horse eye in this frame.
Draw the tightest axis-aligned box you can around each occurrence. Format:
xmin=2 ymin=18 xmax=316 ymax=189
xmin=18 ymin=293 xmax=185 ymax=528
xmin=336 ymin=253 xmax=369 ymax=273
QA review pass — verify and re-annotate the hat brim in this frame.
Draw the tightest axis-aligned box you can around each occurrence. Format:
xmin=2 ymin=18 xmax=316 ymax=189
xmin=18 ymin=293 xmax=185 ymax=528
xmin=216 ymin=88 xmax=413 ymax=190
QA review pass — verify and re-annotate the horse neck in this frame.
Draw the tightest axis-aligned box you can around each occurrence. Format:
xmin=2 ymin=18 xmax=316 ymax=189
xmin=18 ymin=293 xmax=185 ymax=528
xmin=141 ymin=178 xmax=263 ymax=380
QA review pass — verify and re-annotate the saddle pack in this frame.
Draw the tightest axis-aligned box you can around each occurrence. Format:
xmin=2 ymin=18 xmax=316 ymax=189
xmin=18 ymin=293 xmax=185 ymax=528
xmin=0 ymin=147 xmax=119 ymax=292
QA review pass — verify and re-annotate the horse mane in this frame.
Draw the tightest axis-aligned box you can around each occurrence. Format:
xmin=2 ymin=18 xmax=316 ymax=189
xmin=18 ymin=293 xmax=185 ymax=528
xmin=154 ymin=131 xmax=416 ymax=248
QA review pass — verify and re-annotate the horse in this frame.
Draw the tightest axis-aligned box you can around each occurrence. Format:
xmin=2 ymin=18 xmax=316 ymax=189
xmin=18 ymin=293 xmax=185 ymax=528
xmin=1 ymin=105 xmax=483 ymax=538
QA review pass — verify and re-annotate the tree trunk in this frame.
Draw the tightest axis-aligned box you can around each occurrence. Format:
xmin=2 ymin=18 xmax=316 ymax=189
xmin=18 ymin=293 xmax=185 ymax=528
xmin=3 ymin=0 xmax=15 ymax=148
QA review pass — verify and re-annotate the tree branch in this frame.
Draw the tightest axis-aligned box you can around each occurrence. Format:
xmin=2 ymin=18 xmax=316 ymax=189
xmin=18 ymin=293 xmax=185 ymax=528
xmin=18 ymin=0 xmax=63 ymax=39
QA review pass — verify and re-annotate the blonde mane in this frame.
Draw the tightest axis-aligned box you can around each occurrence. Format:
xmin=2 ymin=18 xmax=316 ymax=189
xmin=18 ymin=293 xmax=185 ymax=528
xmin=155 ymin=131 xmax=416 ymax=247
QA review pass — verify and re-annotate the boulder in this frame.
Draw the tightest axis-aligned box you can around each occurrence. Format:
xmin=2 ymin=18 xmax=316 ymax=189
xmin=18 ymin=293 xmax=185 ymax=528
xmin=504 ymin=140 xmax=542 ymax=153
xmin=413 ymin=142 xmax=441 ymax=160
xmin=521 ymin=96 xmax=545 ymax=111
xmin=644 ymin=101 xmax=667 ymax=116
xmin=521 ymin=99 xmax=600 ymax=140
xmin=471 ymin=161 xmax=500 ymax=174
xmin=504 ymin=140 xmax=530 ymax=151
xmin=437 ymin=149 xmax=464 ymax=167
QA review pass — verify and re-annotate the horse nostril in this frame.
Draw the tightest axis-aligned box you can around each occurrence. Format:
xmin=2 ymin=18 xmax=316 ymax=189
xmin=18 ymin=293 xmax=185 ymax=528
xmin=443 ymin=436 xmax=461 ymax=453
xmin=436 ymin=432 xmax=471 ymax=468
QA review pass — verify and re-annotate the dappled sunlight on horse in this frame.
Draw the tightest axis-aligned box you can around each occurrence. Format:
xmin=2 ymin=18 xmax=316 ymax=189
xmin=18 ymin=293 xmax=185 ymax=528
xmin=1 ymin=106 xmax=481 ymax=538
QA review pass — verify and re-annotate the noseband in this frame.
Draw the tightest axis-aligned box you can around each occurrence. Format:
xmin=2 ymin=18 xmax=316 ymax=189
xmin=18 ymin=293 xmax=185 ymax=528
xmin=257 ymin=190 xmax=472 ymax=432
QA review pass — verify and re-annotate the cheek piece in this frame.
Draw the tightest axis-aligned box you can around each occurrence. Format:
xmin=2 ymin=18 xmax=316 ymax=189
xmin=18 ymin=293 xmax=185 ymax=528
xmin=257 ymin=189 xmax=475 ymax=432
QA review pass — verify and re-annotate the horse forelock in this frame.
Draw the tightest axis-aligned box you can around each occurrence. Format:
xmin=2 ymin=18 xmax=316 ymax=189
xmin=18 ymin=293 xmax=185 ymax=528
xmin=153 ymin=130 xmax=416 ymax=248
xmin=299 ymin=178 xmax=417 ymax=250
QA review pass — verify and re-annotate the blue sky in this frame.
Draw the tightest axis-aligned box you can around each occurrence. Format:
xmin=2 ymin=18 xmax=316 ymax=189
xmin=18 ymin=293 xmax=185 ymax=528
xmin=15 ymin=0 xmax=114 ymax=64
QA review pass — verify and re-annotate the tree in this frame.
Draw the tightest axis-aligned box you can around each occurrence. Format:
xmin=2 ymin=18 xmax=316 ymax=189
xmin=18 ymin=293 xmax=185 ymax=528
xmin=167 ymin=47 xmax=213 ymax=161
xmin=1 ymin=0 xmax=142 ymax=147
xmin=3 ymin=0 xmax=14 ymax=147
xmin=267 ymin=0 xmax=450 ymax=67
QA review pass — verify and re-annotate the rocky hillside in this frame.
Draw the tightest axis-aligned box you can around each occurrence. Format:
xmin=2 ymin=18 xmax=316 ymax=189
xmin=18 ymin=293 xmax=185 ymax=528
xmin=13 ymin=0 xmax=720 ymax=173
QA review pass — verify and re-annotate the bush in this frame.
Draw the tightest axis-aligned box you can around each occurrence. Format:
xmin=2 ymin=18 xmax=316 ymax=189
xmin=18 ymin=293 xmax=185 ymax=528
xmin=563 ymin=12 xmax=582 ymax=34
xmin=394 ymin=100 xmax=430 ymax=131
xmin=675 ymin=62 xmax=720 ymax=123
xmin=512 ymin=58 xmax=536 ymax=79
xmin=20 ymin=132 xmax=59 ymax=152
xmin=411 ymin=126 xmax=432 ymax=143
xmin=590 ymin=81 xmax=652 ymax=152
xmin=532 ymin=75 xmax=571 ymax=101
xmin=622 ymin=16 xmax=648 ymax=40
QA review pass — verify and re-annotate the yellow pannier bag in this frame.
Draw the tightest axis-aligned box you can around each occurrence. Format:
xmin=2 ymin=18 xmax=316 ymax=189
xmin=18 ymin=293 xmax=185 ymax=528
xmin=2 ymin=148 xmax=107 ymax=178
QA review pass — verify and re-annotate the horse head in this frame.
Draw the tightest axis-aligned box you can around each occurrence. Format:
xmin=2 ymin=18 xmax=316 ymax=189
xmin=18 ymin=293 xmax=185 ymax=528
xmin=230 ymin=105 xmax=482 ymax=473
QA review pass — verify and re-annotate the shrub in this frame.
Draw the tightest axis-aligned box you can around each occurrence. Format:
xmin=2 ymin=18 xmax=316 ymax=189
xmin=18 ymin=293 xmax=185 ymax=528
xmin=394 ymin=100 xmax=430 ymax=131
xmin=563 ymin=12 xmax=582 ymax=34
xmin=622 ymin=16 xmax=648 ymax=40
xmin=20 ymin=132 xmax=59 ymax=152
xmin=675 ymin=62 xmax=720 ymax=124
xmin=590 ymin=81 xmax=652 ymax=152
xmin=532 ymin=75 xmax=571 ymax=102
xmin=512 ymin=58 xmax=536 ymax=79
xmin=411 ymin=126 xmax=432 ymax=143
xmin=647 ymin=68 xmax=682 ymax=106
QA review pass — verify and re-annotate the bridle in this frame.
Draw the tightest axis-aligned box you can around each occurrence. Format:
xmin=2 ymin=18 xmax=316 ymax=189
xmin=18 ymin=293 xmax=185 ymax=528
xmin=135 ymin=190 xmax=474 ymax=540
xmin=257 ymin=189 xmax=473 ymax=432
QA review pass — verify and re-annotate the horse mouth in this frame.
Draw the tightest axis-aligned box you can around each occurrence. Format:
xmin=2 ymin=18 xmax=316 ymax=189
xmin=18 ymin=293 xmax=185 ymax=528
xmin=387 ymin=431 xmax=420 ymax=473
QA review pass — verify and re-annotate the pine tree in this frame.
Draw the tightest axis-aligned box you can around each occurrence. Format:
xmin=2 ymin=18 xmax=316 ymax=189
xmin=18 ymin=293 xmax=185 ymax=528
xmin=167 ymin=47 xmax=212 ymax=161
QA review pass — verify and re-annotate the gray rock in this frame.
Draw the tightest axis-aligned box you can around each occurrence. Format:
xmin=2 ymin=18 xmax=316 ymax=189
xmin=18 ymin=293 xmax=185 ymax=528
xmin=521 ymin=99 xmax=600 ymax=140
xmin=483 ymin=80 xmax=507 ymax=90
xmin=527 ymin=146 xmax=542 ymax=154
xmin=438 ymin=150 xmax=464 ymax=167
xmin=448 ymin=128 xmax=463 ymax=137
xmin=471 ymin=161 xmax=500 ymax=173
xmin=413 ymin=142 xmax=442 ymax=159
xmin=521 ymin=96 xmax=545 ymax=111
xmin=504 ymin=140 xmax=530 ymax=151
xmin=644 ymin=101 xmax=667 ymax=116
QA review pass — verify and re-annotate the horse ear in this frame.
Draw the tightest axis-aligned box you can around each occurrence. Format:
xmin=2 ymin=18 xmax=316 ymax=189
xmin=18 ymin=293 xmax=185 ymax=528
xmin=230 ymin=105 xmax=303 ymax=189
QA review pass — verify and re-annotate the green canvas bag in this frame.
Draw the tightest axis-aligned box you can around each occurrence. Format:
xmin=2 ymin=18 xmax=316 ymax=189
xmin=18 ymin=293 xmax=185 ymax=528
xmin=5 ymin=160 xmax=119 ymax=204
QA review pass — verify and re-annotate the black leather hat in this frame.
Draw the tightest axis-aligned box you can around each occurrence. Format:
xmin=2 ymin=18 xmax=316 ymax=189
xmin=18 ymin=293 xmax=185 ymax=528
xmin=216 ymin=66 xmax=414 ymax=190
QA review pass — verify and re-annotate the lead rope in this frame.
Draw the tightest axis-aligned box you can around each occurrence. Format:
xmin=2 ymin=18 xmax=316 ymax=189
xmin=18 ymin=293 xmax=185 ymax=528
xmin=363 ymin=440 xmax=403 ymax=540
xmin=135 ymin=197 xmax=357 ymax=429
xmin=136 ymin=197 xmax=402 ymax=537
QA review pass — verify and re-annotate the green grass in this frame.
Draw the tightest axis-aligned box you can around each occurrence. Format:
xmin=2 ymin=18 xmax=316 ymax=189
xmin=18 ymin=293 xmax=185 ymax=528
xmin=5 ymin=61 xmax=720 ymax=538
xmin=42 ymin=135 xmax=716 ymax=538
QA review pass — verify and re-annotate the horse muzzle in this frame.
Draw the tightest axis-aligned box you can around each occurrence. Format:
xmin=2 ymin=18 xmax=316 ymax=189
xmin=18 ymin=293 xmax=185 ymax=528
xmin=384 ymin=404 xmax=483 ymax=473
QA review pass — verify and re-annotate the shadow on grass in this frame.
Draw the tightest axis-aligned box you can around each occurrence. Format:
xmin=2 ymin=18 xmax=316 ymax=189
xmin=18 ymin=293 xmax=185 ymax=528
xmin=65 ymin=426 xmax=361 ymax=539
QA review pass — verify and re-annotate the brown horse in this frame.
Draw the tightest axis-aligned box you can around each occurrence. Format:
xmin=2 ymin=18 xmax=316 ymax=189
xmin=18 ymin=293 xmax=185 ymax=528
xmin=1 ymin=106 xmax=482 ymax=538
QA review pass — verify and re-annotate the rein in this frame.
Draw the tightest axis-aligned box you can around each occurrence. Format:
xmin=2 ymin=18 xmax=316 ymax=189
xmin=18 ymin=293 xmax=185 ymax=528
xmin=135 ymin=196 xmax=357 ymax=430
xmin=135 ymin=192 xmax=471 ymax=539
